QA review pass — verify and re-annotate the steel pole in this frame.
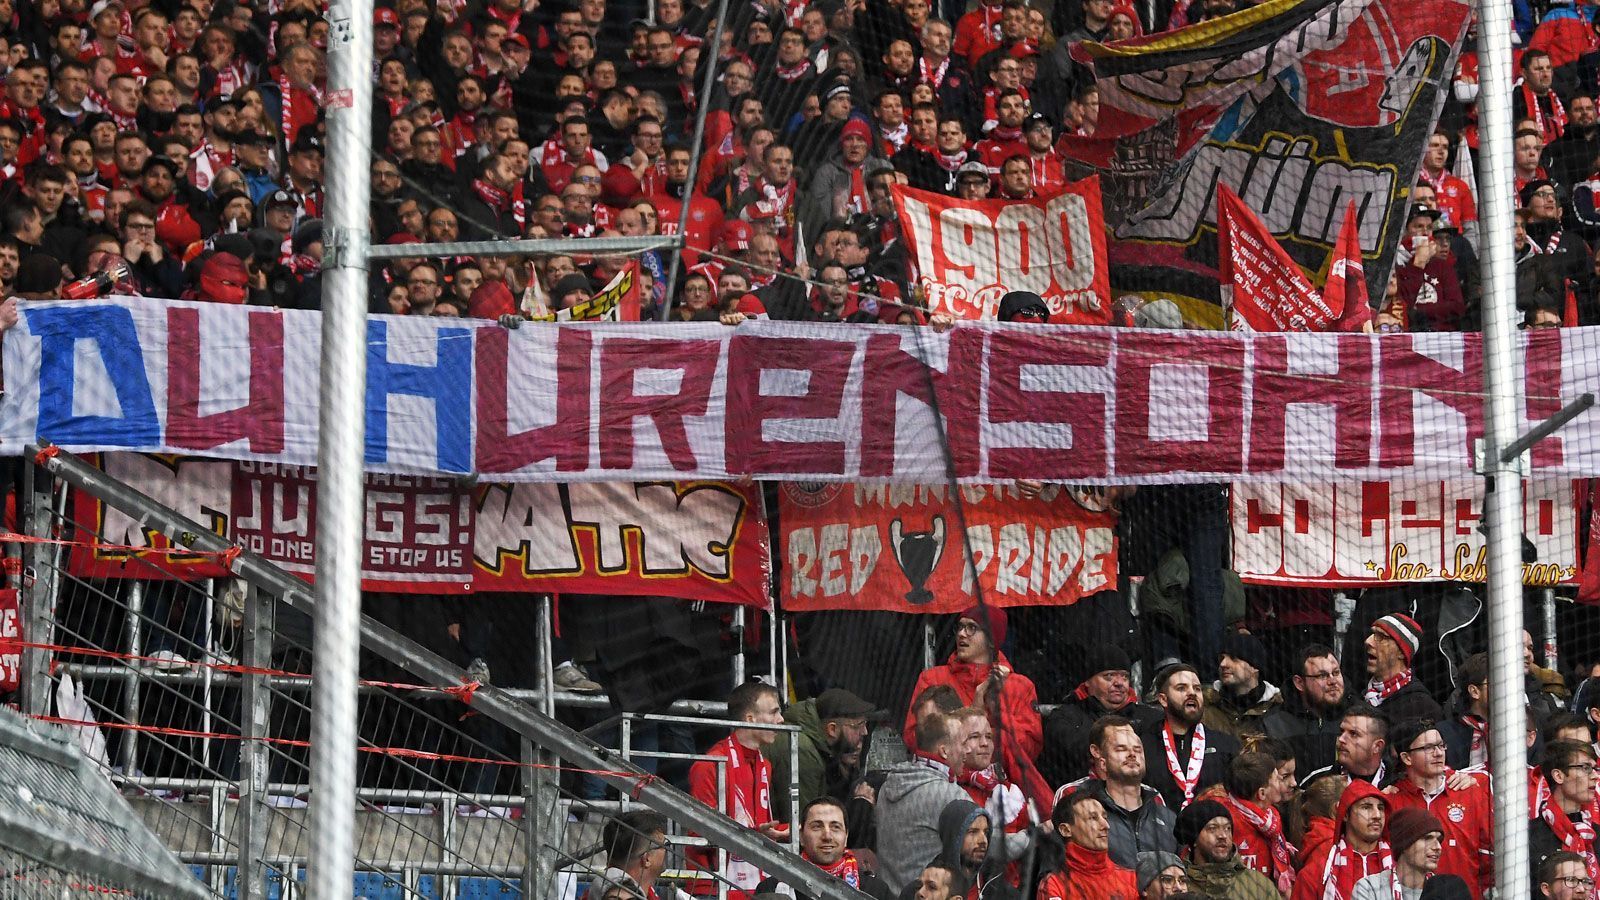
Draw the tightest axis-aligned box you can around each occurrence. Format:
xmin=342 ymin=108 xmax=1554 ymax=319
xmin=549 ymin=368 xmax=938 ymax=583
xmin=309 ymin=0 xmax=373 ymax=891
xmin=1475 ymin=0 xmax=1528 ymax=893
xmin=658 ymin=0 xmax=730 ymax=321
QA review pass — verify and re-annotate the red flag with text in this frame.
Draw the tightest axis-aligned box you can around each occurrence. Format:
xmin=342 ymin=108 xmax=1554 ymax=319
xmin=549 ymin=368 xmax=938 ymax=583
xmin=892 ymin=180 xmax=1112 ymax=323
xmin=1217 ymin=185 xmax=1339 ymax=332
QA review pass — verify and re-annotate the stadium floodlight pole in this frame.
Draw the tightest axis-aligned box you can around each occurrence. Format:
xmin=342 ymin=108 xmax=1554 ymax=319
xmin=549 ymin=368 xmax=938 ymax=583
xmin=309 ymin=0 xmax=373 ymax=892
xmin=658 ymin=0 xmax=730 ymax=321
xmin=1475 ymin=0 xmax=1528 ymax=893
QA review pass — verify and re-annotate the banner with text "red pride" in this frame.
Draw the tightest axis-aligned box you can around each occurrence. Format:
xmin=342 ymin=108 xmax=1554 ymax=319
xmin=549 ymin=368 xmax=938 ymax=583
xmin=893 ymin=180 xmax=1113 ymax=324
xmin=778 ymin=483 xmax=1119 ymax=612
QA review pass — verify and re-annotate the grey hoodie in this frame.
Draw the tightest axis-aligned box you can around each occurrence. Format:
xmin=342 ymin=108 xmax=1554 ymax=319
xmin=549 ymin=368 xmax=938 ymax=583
xmin=874 ymin=760 xmax=969 ymax=894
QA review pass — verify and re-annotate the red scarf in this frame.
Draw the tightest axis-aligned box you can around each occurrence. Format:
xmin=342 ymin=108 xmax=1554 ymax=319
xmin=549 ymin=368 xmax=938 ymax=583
xmin=846 ymin=163 xmax=869 ymax=216
xmin=1520 ymin=80 xmax=1567 ymax=143
xmin=472 ymin=177 xmax=511 ymax=212
xmin=808 ymin=850 xmax=861 ymax=888
xmin=1460 ymin=715 xmax=1488 ymax=767
xmin=920 ymin=55 xmax=951 ymax=88
xmin=1162 ymin=722 xmax=1206 ymax=806
xmin=87 ymin=88 xmax=136 ymax=132
xmin=277 ymin=72 xmax=322 ymax=146
xmin=1225 ymin=795 xmax=1296 ymax=894
xmin=1537 ymin=782 xmax=1600 ymax=887
xmin=210 ymin=60 xmax=250 ymax=99
xmin=1321 ymin=836 xmax=1392 ymax=900
xmin=959 ymin=765 xmax=1001 ymax=795
xmin=1364 ymin=669 xmax=1413 ymax=706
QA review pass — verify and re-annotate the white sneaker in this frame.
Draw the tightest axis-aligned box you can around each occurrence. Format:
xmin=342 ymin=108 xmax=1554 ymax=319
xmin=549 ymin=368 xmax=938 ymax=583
xmin=553 ymin=663 xmax=602 ymax=693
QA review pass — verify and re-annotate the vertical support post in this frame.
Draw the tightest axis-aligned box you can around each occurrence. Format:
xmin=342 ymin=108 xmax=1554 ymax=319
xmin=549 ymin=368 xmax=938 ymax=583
xmin=20 ymin=461 xmax=58 ymax=717
xmin=731 ymin=606 xmax=746 ymax=687
xmin=523 ymin=737 xmax=561 ymax=900
xmin=656 ymin=0 xmax=730 ymax=320
xmin=309 ymin=0 xmax=373 ymax=887
xmin=923 ymin=621 xmax=935 ymax=670
xmin=1332 ymin=591 xmax=1353 ymax=665
xmin=1476 ymin=0 xmax=1528 ymax=890
xmin=237 ymin=585 xmax=274 ymax=900
xmin=538 ymin=595 xmax=555 ymax=717
xmin=1542 ymin=587 xmax=1559 ymax=672
xmin=124 ymin=581 xmax=143 ymax=775
xmin=201 ymin=579 xmax=214 ymax=782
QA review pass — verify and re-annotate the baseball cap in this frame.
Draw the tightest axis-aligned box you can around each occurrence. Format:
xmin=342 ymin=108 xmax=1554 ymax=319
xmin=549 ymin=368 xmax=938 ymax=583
xmin=290 ymin=131 xmax=323 ymax=155
xmin=505 ymin=33 xmax=530 ymax=50
xmin=264 ymin=189 xmax=297 ymax=209
xmin=373 ymin=6 xmax=400 ymax=26
xmin=142 ymin=155 xmax=181 ymax=176
xmin=957 ymin=160 xmax=989 ymax=180
xmin=89 ymin=0 xmax=124 ymax=19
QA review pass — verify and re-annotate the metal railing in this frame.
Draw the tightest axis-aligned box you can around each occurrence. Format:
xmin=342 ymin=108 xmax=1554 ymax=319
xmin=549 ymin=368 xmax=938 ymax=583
xmin=14 ymin=447 xmax=856 ymax=900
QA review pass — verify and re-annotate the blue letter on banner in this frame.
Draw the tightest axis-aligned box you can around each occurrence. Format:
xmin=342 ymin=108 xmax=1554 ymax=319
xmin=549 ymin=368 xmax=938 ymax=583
xmin=29 ymin=305 xmax=159 ymax=446
xmin=364 ymin=320 xmax=472 ymax=471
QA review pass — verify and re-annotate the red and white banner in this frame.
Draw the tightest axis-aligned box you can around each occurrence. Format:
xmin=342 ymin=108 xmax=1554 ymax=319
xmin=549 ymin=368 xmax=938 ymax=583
xmin=1232 ymin=480 xmax=1580 ymax=587
xmin=0 ymin=589 xmax=18 ymax=693
xmin=892 ymin=180 xmax=1112 ymax=323
xmin=778 ymin=483 xmax=1118 ymax=612
xmin=72 ymin=454 xmax=772 ymax=605
xmin=8 ymin=300 xmax=1600 ymax=485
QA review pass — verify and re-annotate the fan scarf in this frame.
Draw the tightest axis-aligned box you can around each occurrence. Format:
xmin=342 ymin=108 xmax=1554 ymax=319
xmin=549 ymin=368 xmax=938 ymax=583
xmin=1162 ymin=722 xmax=1206 ymax=806
xmin=1319 ymin=836 xmax=1392 ymax=900
xmin=1535 ymin=779 xmax=1600 ymax=888
xmin=809 ymin=851 xmax=861 ymax=888
xmin=1364 ymin=669 xmax=1414 ymax=706
xmin=1519 ymin=79 xmax=1567 ymax=143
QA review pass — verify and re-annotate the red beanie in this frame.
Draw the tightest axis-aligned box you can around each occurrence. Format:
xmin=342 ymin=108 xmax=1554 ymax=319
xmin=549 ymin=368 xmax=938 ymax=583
xmin=960 ymin=605 xmax=1007 ymax=649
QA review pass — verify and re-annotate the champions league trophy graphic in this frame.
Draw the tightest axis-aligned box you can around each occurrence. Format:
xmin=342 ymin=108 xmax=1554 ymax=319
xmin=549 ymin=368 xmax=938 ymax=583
xmin=889 ymin=516 xmax=946 ymax=606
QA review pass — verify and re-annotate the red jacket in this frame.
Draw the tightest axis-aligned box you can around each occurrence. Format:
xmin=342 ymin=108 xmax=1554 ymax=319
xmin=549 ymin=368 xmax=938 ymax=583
xmin=1036 ymin=845 xmax=1138 ymax=900
xmin=908 ymin=646 xmax=1043 ymax=768
xmin=1220 ymin=794 xmax=1296 ymax=892
xmin=1293 ymin=779 xmax=1392 ymax=900
xmin=687 ymin=735 xmax=772 ymax=886
xmin=1385 ymin=770 xmax=1494 ymax=899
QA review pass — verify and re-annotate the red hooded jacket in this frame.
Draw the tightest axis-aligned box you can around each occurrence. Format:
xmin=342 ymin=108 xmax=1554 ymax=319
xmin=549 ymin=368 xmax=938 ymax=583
xmin=1036 ymin=844 xmax=1138 ymax=900
xmin=904 ymin=652 xmax=1048 ymax=808
xmin=1293 ymin=779 xmax=1393 ymax=900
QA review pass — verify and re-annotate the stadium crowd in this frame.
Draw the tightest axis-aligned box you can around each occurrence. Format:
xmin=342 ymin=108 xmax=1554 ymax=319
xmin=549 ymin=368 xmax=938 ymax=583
xmin=7 ymin=0 xmax=1600 ymax=896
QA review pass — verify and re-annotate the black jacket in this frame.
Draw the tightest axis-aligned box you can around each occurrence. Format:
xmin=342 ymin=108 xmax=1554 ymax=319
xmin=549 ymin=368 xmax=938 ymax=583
xmin=1371 ymin=674 xmax=1444 ymax=727
xmin=1529 ymin=811 xmax=1597 ymax=898
xmin=1137 ymin=718 xmax=1239 ymax=812
xmin=1261 ymin=690 xmax=1343 ymax=778
xmin=1040 ymin=696 xmax=1161 ymax=787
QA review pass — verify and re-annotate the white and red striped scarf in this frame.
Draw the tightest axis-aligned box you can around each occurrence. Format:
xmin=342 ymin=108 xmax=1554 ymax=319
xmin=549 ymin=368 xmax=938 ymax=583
xmin=1536 ymin=777 xmax=1600 ymax=888
xmin=1364 ymin=669 xmax=1414 ymax=706
xmin=1319 ymin=836 xmax=1392 ymax=900
xmin=1519 ymin=79 xmax=1567 ymax=144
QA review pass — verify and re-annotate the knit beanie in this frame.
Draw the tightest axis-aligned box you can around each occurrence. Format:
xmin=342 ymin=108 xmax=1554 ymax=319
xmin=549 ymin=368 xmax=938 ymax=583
xmin=959 ymin=605 xmax=1006 ymax=649
xmin=1220 ymin=631 xmax=1268 ymax=674
xmin=1174 ymin=799 xmax=1229 ymax=850
xmin=1078 ymin=644 xmax=1132 ymax=685
xmin=1136 ymin=851 xmax=1185 ymax=893
xmin=1387 ymin=807 xmax=1443 ymax=855
xmin=1372 ymin=613 xmax=1424 ymax=666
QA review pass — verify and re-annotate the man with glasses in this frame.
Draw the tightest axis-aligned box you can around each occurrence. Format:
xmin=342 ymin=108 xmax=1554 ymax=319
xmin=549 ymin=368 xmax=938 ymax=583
xmin=404 ymin=261 xmax=443 ymax=316
xmin=1531 ymin=741 xmax=1600 ymax=896
xmin=902 ymin=607 xmax=1044 ymax=801
xmin=627 ymin=116 xmax=667 ymax=195
xmin=1264 ymin=644 xmax=1346 ymax=777
xmin=1383 ymin=718 xmax=1493 ymax=898
xmin=1537 ymin=851 xmax=1595 ymax=900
